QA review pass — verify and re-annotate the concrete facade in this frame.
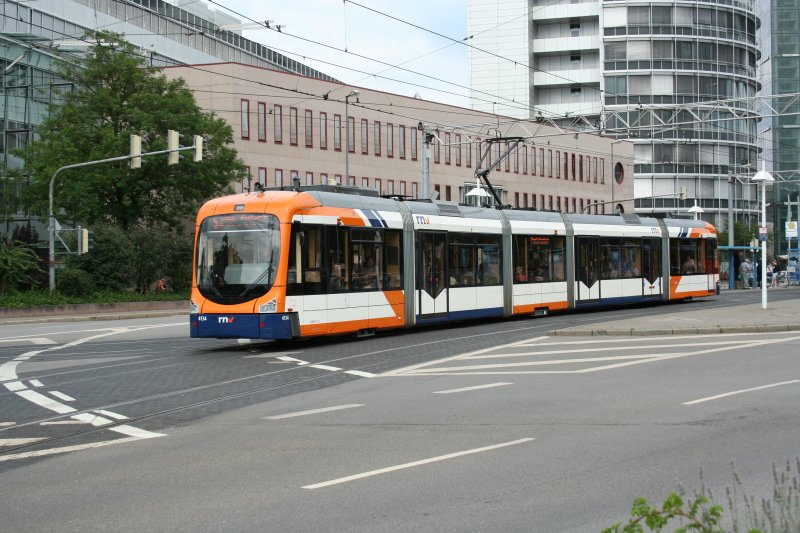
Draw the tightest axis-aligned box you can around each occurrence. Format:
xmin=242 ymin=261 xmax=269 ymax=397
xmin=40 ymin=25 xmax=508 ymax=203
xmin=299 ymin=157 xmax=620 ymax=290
xmin=165 ymin=62 xmax=635 ymax=215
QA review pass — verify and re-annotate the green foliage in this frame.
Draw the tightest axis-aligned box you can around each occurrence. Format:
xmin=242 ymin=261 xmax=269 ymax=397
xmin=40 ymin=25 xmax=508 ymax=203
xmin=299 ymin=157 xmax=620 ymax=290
xmin=19 ymin=30 xmax=242 ymax=230
xmin=0 ymin=240 xmax=44 ymax=294
xmin=66 ymin=223 xmax=136 ymax=291
xmin=57 ymin=267 xmax=95 ymax=297
xmin=603 ymin=489 xmax=724 ymax=533
xmin=65 ymin=223 xmax=192 ymax=294
xmin=718 ymin=221 xmax=759 ymax=247
xmin=0 ymin=288 xmax=188 ymax=308
xmin=726 ymin=459 xmax=800 ymax=533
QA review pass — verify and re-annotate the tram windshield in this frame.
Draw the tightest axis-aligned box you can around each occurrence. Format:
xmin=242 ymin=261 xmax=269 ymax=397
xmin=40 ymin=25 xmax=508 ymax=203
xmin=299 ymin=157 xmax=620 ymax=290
xmin=195 ymin=213 xmax=281 ymax=304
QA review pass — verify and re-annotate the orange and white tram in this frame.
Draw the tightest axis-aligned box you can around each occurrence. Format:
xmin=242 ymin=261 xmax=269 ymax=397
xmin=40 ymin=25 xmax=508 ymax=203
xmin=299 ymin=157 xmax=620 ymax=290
xmin=190 ymin=185 xmax=718 ymax=339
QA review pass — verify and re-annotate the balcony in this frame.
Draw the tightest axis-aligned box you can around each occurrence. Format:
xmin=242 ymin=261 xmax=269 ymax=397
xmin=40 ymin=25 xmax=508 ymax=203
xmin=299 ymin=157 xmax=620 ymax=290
xmin=533 ymin=68 xmax=601 ymax=86
xmin=532 ymin=34 xmax=600 ymax=54
xmin=532 ymin=2 xmax=599 ymax=20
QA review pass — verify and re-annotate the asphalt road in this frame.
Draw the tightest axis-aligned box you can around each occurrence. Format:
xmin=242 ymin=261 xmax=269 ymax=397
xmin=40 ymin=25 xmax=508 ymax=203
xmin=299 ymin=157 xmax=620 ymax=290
xmin=1 ymin=290 xmax=799 ymax=531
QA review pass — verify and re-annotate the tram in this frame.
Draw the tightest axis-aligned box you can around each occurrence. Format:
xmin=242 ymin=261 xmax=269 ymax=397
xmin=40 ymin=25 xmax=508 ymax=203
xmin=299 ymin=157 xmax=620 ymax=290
xmin=190 ymin=184 xmax=718 ymax=339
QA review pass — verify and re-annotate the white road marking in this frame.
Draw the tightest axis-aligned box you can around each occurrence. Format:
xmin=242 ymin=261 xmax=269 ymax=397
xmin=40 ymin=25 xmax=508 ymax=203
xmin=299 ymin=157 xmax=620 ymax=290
xmin=0 ymin=437 xmax=141 ymax=462
xmin=309 ymin=364 xmax=342 ymax=371
xmin=29 ymin=380 xmax=44 ymax=387
xmin=40 ymin=420 xmax=86 ymax=426
xmin=683 ymin=380 xmax=800 ymax=405
xmin=69 ymin=412 xmax=165 ymax=438
xmin=0 ymin=438 xmax=45 ymax=446
xmin=237 ymin=338 xmax=252 ymax=344
xmin=383 ymin=336 xmax=548 ymax=376
xmin=18 ymin=390 xmax=77 ymax=415
xmin=264 ymin=404 xmax=364 ymax=420
xmin=468 ymin=340 xmax=761 ymax=360
xmin=0 ymin=338 xmax=57 ymax=345
xmin=433 ymin=382 xmax=513 ymax=394
xmin=0 ymin=422 xmax=16 ymax=427
xmin=345 ymin=370 xmax=376 ymax=378
xmin=5 ymin=381 xmax=25 ymax=392
xmin=276 ymin=355 xmax=309 ymax=365
xmin=49 ymin=391 xmax=76 ymax=402
xmin=303 ymin=438 xmax=535 ymax=490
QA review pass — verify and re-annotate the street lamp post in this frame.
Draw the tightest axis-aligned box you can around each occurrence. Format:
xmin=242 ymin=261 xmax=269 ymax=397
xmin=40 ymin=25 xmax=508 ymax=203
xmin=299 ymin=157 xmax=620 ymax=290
xmin=344 ymin=90 xmax=359 ymax=187
xmin=752 ymin=162 xmax=774 ymax=310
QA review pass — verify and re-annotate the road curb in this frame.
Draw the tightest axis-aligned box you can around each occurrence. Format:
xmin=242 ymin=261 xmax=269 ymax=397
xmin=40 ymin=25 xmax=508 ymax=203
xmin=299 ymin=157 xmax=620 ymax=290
xmin=0 ymin=310 xmax=187 ymax=326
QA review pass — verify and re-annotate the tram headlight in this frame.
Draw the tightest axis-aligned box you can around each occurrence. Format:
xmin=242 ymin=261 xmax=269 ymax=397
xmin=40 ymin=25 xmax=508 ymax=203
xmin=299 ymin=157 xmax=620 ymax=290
xmin=259 ymin=299 xmax=277 ymax=313
xmin=189 ymin=300 xmax=199 ymax=314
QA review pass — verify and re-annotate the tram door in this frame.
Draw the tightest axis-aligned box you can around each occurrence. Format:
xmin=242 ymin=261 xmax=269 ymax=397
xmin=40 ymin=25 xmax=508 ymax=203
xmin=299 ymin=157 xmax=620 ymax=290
xmin=577 ymin=237 xmax=600 ymax=301
xmin=417 ymin=232 xmax=448 ymax=317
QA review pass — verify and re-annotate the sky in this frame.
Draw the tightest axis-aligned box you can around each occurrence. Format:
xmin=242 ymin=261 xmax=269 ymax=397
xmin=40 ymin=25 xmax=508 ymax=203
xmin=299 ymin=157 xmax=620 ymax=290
xmin=196 ymin=0 xmax=471 ymax=108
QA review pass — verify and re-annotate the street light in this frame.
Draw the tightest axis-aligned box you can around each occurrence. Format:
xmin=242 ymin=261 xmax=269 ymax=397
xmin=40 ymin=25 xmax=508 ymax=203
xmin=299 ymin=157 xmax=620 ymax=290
xmin=687 ymin=200 xmax=704 ymax=220
xmin=751 ymin=161 xmax=774 ymax=310
xmin=344 ymin=90 xmax=359 ymax=187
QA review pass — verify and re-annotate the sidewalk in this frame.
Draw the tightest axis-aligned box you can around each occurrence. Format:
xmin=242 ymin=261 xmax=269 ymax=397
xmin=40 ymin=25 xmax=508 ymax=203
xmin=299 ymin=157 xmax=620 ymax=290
xmin=549 ymin=293 xmax=800 ymax=336
xmin=0 ymin=300 xmax=187 ymax=326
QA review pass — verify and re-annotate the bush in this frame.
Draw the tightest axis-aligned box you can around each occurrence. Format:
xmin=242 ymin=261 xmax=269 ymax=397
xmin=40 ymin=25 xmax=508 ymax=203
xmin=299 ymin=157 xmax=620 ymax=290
xmin=0 ymin=240 xmax=43 ymax=294
xmin=57 ymin=267 xmax=95 ymax=297
xmin=67 ymin=224 xmax=135 ymax=291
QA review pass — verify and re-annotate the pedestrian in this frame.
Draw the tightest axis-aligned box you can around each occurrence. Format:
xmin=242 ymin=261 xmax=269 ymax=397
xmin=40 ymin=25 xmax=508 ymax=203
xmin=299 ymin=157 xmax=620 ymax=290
xmin=739 ymin=256 xmax=753 ymax=288
xmin=770 ymin=260 xmax=781 ymax=287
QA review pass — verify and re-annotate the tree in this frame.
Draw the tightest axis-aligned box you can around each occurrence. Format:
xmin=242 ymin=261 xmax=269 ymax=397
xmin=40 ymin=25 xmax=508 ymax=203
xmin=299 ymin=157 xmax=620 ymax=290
xmin=0 ymin=241 xmax=43 ymax=294
xmin=20 ymin=31 xmax=244 ymax=230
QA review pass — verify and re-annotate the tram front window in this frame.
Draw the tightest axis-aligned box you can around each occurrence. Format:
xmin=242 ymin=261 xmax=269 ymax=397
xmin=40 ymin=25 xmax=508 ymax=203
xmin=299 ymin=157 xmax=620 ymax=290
xmin=195 ymin=214 xmax=281 ymax=304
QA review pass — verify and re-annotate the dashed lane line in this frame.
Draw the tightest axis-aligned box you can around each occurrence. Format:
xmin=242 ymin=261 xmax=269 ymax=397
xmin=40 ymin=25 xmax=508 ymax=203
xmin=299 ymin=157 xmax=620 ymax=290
xmin=264 ymin=404 xmax=364 ymax=420
xmin=0 ymin=438 xmax=44 ymax=446
xmin=683 ymin=380 xmax=800 ymax=405
xmin=0 ymin=437 xmax=141 ymax=462
xmin=302 ymin=438 xmax=535 ymax=490
xmin=433 ymin=382 xmax=513 ymax=394
xmin=49 ymin=391 xmax=76 ymax=402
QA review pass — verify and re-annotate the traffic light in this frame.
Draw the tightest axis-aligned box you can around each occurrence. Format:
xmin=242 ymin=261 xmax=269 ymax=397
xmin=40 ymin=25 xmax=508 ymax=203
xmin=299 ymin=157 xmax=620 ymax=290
xmin=79 ymin=228 xmax=90 ymax=254
xmin=193 ymin=135 xmax=203 ymax=162
xmin=129 ymin=134 xmax=142 ymax=169
xmin=679 ymin=186 xmax=687 ymax=200
xmin=167 ymin=129 xmax=180 ymax=165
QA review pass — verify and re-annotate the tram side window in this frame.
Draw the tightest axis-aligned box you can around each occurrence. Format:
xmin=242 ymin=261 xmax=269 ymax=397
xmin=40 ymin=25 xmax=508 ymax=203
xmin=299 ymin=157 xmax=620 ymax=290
xmin=705 ymin=239 xmax=718 ymax=274
xmin=477 ymin=235 xmax=502 ymax=286
xmin=620 ymin=240 xmax=641 ymax=278
xmin=512 ymin=235 xmax=565 ymax=283
xmin=384 ymin=230 xmax=402 ymax=289
xmin=287 ymin=225 xmax=325 ymax=296
xmin=449 ymin=234 xmax=476 ymax=286
xmin=351 ymin=229 xmax=383 ymax=290
xmin=600 ymin=238 xmax=622 ymax=279
xmin=670 ymin=238 xmax=706 ymax=275
xmin=327 ymin=226 xmax=350 ymax=291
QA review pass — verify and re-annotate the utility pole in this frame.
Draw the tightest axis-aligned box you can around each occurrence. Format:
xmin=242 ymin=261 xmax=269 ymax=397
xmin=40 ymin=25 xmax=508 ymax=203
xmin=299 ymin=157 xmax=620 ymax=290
xmin=728 ymin=170 xmax=735 ymax=289
xmin=419 ymin=122 xmax=433 ymax=199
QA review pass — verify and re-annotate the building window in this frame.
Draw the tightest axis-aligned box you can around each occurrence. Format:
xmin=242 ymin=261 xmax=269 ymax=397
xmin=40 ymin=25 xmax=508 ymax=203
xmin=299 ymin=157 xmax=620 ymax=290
xmin=346 ymin=175 xmax=354 ymax=186
xmin=362 ymin=177 xmax=369 ymax=188
xmin=399 ymin=181 xmax=406 ymax=196
xmin=290 ymin=107 xmax=298 ymax=146
xmin=321 ymin=173 xmax=329 ymax=185
xmin=273 ymin=105 xmax=282 ymax=143
xmin=539 ymin=148 xmax=545 ymax=176
xmin=375 ymin=178 xmax=382 ymax=194
xmin=532 ymin=195 xmax=537 ymax=209
xmin=241 ymin=99 xmax=250 ymax=139
xmin=333 ymin=114 xmax=341 ymax=151
xmin=257 ymin=102 xmax=267 ymax=142
xmin=361 ymin=119 xmax=369 ymax=154
xmin=600 ymin=158 xmax=605 ymax=184
xmin=347 ymin=116 xmax=355 ymax=153
xmin=523 ymin=146 xmax=528 ymax=174
xmin=258 ymin=166 xmax=267 ymax=186
xmin=556 ymin=151 xmax=561 ymax=178
xmin=274 ymin=169 xmax=283 ymax=187
xmin=320 ymin=112 xmax=328 ymax=149
xmin=532 ymin=148 xmax=537 ymax=175
xmin=570 ymin=20 xmax=580 ymax=37
xmin=399 ymin=125 xmax=406 ymax=159
xmin=305 ymin=172 xmax=313 ymax=186
xmin=548 ymin=150 xmax=553 ymax=177
xmin=466 ymin=138 xmax=473 ymax=168
xmin=515 ymin=192 xmax=520 ymax=207
xmin=387 ymin=179 xmax=394 ymax=194
xmin=579 ymin=155 xmax=584 ymax=181
xmin=455 ymin=134 xmax=461 ymax=166
xmin=563 ymin=152 xmax=568 ymax=179
xmin=243 ymin=166 xmax=251 ymax=192
xmin=445 ymin=133 xmax=451 ymax=165
xmin=290 ymin=170 xmax=299 ymax=186
xmin=304 ymin=109 xmax=313 ymax=147
xmin=445 ymin=185 xmax=451 ymax=201
xmin=374 ymin=121 xmax=381 ymax=155
xmin=387 ymin=123 xmax=394 ymax=157
xmin=514 ymin=146 xmax=519 ymax=173
xmin=412 ymin=181 xmax=418 ymax=198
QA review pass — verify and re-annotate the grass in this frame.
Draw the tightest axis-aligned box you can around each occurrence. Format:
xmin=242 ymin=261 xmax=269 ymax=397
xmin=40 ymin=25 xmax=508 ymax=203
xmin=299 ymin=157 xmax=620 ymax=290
xmin=0 ymin=289 xmax=189 ymax=308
